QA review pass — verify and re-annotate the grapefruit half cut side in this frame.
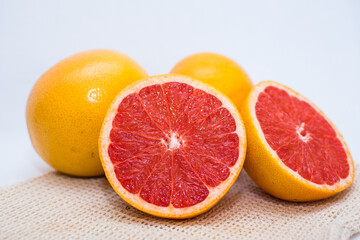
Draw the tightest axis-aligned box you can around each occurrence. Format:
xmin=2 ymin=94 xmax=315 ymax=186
xmin=99 ymin=74 xmax=246 ymax=218
xmin=241 ymin=81 xmax=354 ymax=202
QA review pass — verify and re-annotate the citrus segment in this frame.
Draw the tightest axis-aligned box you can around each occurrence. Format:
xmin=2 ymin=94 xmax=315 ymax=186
xmin=140 ymin=151 xmax=172 ymax=207
xmin=99 ymin=74 xmax=246 ymax=218
xmin=171 ymin=150 xmax=210 ymax=208
xmin=185 ymin=133 xmax=240 ymax=167
xmin=183 ymin=151 xmax=230 ymax=187
xmin=139 ymin=85 xmax=172 ymax=132
xmin=242 ymin=81 xmax=354 ymax=201
xmin=112 ymin=93 xmax=165 ymax=139
xmin=161 ymin=82 xmax=194 ymax=132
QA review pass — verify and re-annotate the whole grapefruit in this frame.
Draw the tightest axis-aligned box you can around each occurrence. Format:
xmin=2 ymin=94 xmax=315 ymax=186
xmin=26 ymin=49 xmax=148 ymax=177
xmin=171 ymin=52 xmax=252 ymax=110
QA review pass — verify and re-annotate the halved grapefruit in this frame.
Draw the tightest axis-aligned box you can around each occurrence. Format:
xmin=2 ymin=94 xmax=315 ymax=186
xmin=241 ymin=81 xmax=354 ymax=202
xmin=99 ymin=74 xmax=246 ymax=218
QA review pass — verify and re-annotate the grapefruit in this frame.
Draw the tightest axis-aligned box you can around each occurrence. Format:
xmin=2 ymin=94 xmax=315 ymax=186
xmin=241 ymin=81 xmax=354 ymax=201
xmin=170 ymin=52 xmax=252 ymax=110
xmin=26 ymin=49 xmax=148 ymax=177
xmin=99 ymin=74 xmax=247 ymax=218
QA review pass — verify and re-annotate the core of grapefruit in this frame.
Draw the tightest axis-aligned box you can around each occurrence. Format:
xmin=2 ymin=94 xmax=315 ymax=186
xmin=170 ymin=52 xmax=252 ymax=110
xmin=99 ymin=74 xmax=246 ymax=218
xmin=241 ymin=81 xmax=354 ymax=202
xmin=26 ymin=49 xmax=148 ymax=177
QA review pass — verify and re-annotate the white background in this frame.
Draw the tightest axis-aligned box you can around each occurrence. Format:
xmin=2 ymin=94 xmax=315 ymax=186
xmin=0 ymin=1 xmax=359 ymax=185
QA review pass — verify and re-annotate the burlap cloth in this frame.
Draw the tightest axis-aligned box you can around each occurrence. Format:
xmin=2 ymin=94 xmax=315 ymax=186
xmin=1 ymin=165 xmax=359 ymax=240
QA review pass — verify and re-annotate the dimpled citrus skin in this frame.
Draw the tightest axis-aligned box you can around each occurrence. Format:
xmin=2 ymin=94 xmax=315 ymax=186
xmin=26 ymin=49 xmax=148 ymax=177
xmin=171 ymin=53 xmax=252 ymax=110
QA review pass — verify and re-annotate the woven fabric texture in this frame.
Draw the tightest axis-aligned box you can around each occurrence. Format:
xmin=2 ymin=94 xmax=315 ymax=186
xmin=1 ymin=165 xmax=359 ymax=240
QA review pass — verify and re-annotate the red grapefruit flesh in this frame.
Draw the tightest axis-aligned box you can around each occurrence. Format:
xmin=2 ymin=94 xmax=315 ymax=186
xmin=99 ymin=74 xmax=246 ymax=218
xmin=242 ymin=81 xmax=354 ymax=201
